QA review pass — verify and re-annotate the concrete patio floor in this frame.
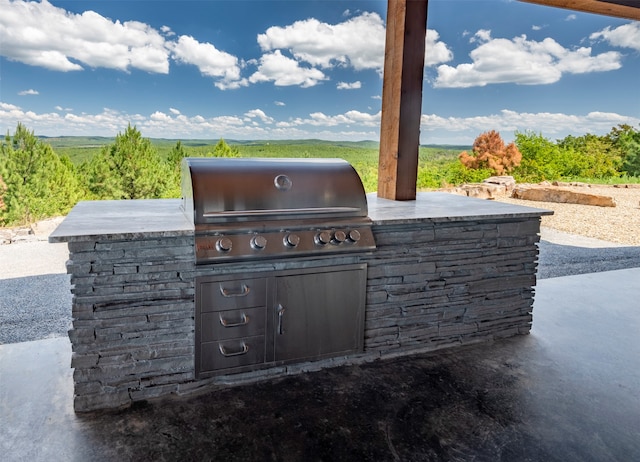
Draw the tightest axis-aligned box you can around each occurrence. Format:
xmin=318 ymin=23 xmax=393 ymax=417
xmin=2 ymin=267 xmax=639 ymax=461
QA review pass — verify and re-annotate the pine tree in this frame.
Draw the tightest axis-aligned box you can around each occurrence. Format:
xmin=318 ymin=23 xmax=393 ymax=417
xmin=84 ymin=124 xmax=169 ymax=199
xmin=0 ymin=123 xmax=84 ymax=226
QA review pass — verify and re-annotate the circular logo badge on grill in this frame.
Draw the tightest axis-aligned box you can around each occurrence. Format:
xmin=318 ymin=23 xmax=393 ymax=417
xmin=274 ymin=174 xmax=292 ymax=191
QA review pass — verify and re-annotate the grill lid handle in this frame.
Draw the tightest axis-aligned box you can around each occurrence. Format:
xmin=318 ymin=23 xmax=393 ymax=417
xmin=202 ymin=206 xmax=362 ymax=218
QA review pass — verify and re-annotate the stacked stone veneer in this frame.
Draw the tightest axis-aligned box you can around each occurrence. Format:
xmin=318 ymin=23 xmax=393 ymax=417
xmin=64 ymin=216 xmax=541 ymax=412
xmin=67 ymin=235 xmax=195 ymax=411
xmin=362 ymin=217 xmax=540 ymax=354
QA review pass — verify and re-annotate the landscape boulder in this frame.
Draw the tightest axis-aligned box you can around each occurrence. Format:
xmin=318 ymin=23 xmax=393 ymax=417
xmin=445 ymin=175 xmax=515 ymax=199
xmin=483 ymin=175 xmax=516 ymax=191
xmin=511 ymin=186 xmax=616 ymax=207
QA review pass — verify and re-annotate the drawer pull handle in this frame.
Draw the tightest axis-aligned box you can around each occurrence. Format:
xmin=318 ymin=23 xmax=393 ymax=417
xmin=219 ymin=313 xmax=250 ymax=328
xmin=220 ymin=284 xmax=250 ymax=298
xmin=219 ymin=342 xmax=249 ymax=357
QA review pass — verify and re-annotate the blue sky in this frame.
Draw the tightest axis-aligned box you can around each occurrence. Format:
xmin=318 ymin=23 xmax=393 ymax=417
xmin=1 ymin=0 xmax=638 ymax=145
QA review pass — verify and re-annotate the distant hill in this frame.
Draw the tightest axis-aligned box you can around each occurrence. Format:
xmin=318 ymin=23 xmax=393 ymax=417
xmin=39 ymin=135 xmax=115 ymax=148
xmin=39 ymin=136 xmax=470 ymax=152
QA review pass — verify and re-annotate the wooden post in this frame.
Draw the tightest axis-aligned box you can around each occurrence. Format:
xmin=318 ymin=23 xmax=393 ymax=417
xmin=378 ymin=0 xmax=428 ymax=200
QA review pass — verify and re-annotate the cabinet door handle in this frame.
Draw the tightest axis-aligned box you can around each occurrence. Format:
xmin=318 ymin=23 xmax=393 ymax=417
xmin=277 ymin=304 xmax=285 ymax=335
xmin=219 ymin=313 xmax=250 ymax=328
xmin=218 ymin=342 xmax=250 ymax=357
xmin=219 ymin=283 xmax=250 ymax=298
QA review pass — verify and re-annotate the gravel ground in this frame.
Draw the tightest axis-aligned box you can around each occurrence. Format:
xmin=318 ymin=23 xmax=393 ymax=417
xmin=1 ymin=188 xmax=639 ymax=345
xmin=0 ymin=241 xmax=72 ymax=344
xmin=495 ymin=184 xmax=640 ymax=246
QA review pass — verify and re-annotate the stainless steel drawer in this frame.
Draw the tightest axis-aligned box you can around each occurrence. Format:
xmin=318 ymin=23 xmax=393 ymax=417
xmin=200 ymin=306 xmax=266 ymax=342
xmin=200 ymin=336 xmax=265 ymax=372
xmin=198 ymin=278 xmax=267 ymax=311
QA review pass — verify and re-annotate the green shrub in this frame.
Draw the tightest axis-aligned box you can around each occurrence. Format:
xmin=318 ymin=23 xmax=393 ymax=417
xmin=608 ymin=124 xmax=640 ymax=177
xmin=352 ymin=162 xmax=378 ymax=193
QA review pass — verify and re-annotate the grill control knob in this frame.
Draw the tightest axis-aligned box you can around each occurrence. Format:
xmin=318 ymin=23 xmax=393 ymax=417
xmin=283 ymin=233 xmax=300 ymax=247
xmin=216 ymin=237 xmax=233 ymax=252
xmin=251 ymin=235 xmax=267 ymax=250
xmin=315 ymin=231 xmax=332 ymax=246
xmin=347 ymin=229 xmax=361 ymax=243
xmin=332 ymin=230 xmax=347 ymax=244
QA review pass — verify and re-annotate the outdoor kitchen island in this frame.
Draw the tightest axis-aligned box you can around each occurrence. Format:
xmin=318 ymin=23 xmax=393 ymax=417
xmin=49 ymin=193 xmax=551 ymax=412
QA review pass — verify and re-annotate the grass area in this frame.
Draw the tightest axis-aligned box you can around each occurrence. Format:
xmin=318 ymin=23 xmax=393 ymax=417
xmin=559 ymin=176 xmax=640 ymax=185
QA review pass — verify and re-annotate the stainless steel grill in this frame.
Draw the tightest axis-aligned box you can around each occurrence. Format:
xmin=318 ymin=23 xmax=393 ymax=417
xmin=181 ymin=157 xmax=376 ymax=264
xmin=182 ymin=157 xmax=374 ymax=378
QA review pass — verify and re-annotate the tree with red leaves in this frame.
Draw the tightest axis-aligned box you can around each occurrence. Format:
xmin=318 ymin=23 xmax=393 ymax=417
xmin=459 ymin=130 xmax=522 ymax=175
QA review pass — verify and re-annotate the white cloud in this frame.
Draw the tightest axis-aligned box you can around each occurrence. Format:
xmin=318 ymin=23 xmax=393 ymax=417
xmin=3 ymin=102 xmax=637 ymax=145
xmin=470 ymin=29 xmax=492 ymax=44
xmin=244 ymin=109 xmax=274 ymax=124
xmin=590 ymin=22 xmax=640 ymax=52
xmin=257 ymin=12 xmax=386 ymax=71
xmin=274 ymin=101 xmax=286 ymax=106
xmin=18 ymin=89 xmax=39 ymax=96
xmin=337 ymin=81 xmax=362 ymax=90
xmin=161 ymin=25 xmax=175 ymax=37
xmin=420 ymin=109 xmax=639 ymax=142
xmin=170 ymin=35 xmax=246 ymax=89
xmin=425 ymin=29 xmax=453 ymax=67
xmin=150 ymin=111 xmax=172 ymax=122
xmin=1 ymin=2 xmax=454 ymax=91
xmin=434 ymin=31 xmax=621 ymax=88
xmin=0 ymin=101 xmax=384 ymax=140
xmin=256 ymin=12 xmax=451 ymax=75
xmin=565 ymin=14 xmax=577 ymax=21
xmin=169 ymin=108 xmax=181 ymax=115
xmin=0 ymin=0 xmax=170 ymax=73
xmin=249 ymin=50 xmax=327 ymax=87
xmin=0 ymin=0 xmax=251 ymax=90
xmin=284 ymin=110 xmax=381 ymax=128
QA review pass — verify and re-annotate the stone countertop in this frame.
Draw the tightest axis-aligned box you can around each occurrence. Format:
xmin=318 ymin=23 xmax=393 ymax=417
xmin=367 ymin=192 xmax=553 ymax=225
xmin=48 ymin=199 xmax=193 ymax=243
xmin=48 ymin=193 xmax=552 ymax=243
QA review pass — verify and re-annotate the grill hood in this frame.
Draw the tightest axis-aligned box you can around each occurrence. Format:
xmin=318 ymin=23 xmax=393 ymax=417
xmin=181 ymin=157 xmax=369 ymax=225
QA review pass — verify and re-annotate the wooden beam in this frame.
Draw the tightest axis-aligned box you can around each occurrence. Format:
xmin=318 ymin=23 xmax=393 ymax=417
xmin=378 ymin=0 xmax=428 ymax=201
xmin=519 ymin=0 xmax=640 ymax=21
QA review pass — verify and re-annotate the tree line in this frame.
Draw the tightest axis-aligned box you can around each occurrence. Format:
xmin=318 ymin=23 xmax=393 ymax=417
xmin=1 ymin=122 xmax=639 ymax=227
xmin=0 ymin=123 xmax=238 ymax=226
xmin=416 ymin=124 xmax=640 ymax=188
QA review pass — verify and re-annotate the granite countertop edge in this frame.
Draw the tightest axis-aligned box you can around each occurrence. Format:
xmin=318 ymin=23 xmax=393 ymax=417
xmin=47 ymin=194 xmax=553 ymax=242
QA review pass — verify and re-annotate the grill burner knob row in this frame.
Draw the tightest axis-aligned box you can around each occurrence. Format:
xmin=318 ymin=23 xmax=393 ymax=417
xmin=216 ymin=237 xmax=233 ymax=252
xmin=251 ymin=235 xmax=267 ymax=250
xmin=283 ymin=233 xmax=300 ymax=247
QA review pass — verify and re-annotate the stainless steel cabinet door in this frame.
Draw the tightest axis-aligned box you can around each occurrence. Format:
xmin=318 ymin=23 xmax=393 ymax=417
xmin=274 ymin=266 xmax=366 ymax=362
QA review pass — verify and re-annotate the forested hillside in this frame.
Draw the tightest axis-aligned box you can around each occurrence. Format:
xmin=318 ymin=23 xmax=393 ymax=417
xmin=1 ymin=122 xmax=639 ymax=227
